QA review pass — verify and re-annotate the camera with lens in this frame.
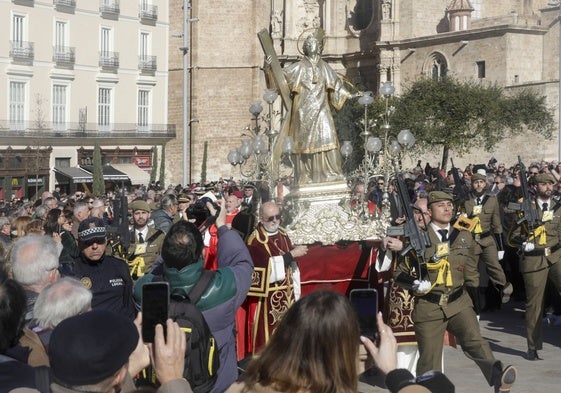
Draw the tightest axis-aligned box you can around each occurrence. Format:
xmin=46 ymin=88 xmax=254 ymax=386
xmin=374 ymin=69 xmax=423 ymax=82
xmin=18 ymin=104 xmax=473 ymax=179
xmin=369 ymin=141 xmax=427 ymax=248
xmin=187 ymin=196 xmax=220 ymax=227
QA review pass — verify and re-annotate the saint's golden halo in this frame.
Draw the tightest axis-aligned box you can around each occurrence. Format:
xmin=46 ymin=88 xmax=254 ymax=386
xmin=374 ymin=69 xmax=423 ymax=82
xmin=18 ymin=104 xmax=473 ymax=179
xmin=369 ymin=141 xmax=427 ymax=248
xmin=296 ymin=27 xmax=326 ymax=56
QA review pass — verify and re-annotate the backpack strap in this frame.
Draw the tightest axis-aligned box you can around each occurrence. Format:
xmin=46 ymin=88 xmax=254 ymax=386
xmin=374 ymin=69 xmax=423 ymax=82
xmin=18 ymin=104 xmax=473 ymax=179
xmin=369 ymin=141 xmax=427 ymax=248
xmin=34 ymin=366 xmax=52 ymax=393
xmin=188 ymin=270 xmax=215 ymax=304
xmin=171 ymin=270 xmax=215 ymax=304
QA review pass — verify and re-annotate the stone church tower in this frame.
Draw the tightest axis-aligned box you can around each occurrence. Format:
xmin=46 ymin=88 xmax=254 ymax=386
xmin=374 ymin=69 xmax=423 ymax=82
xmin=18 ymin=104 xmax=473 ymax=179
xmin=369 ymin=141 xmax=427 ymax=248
xmin=166 ymin=0 xmax=560 ymax=184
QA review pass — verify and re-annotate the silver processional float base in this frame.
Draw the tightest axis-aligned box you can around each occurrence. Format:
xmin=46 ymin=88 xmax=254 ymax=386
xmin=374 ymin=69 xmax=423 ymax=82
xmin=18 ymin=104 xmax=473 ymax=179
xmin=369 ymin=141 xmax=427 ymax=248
xmin=282 ymin=180 xmax=390 ymax=245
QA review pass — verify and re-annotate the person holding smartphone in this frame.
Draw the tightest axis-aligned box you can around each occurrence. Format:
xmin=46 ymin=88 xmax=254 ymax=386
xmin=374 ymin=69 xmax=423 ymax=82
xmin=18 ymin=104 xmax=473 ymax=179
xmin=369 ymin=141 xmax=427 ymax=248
xmin=227 ymin=291 xmax=455 ymax=393
xmin=44 ymin=209 xmax=79 ymax=268
xmin=133 ymin=203 xmax=253 ymax=393
xmin=47 ymin=310 xmax=190 ymax=393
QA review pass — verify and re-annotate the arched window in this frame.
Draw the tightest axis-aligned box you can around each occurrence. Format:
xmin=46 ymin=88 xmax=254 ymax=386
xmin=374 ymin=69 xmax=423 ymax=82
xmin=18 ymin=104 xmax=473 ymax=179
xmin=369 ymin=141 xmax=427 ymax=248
xmin=428 ymin=53 xmax=448 ymax=80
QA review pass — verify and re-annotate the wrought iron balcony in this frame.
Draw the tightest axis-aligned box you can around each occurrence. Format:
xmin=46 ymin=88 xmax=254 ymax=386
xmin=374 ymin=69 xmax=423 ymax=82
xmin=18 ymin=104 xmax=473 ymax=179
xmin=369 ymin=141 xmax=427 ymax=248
xmin=12 ymin=0 xmax=34 ymax=6
xmin=138 ymin=55 xmax=157 ymax=73
xmin=139 ymin=4 xmax=158 ymax=21
xmin=10 ymin=41 xmax=34 ymax=63
xmin=53 ymin=46 xmax=76 ymax=67
xmin=100 ymin=0 xmax=120 ymax=16
xmin=99 ymin=51 xmax=119 ymax=70
xmin=53 ymin=0 xmax=76 ymax=7
xmin=0 ymin=120 xmax=176 ymax=139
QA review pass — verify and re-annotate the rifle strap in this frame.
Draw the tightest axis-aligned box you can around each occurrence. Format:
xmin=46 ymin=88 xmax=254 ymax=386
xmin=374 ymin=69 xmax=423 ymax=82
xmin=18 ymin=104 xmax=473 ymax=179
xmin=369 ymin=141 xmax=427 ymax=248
xmin=448 ymin=228 xmax=461 ymax=245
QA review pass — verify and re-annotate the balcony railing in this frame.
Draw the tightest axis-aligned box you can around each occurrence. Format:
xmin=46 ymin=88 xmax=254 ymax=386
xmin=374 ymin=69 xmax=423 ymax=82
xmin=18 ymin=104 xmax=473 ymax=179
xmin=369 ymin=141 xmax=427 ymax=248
xmin=12 ymin=0 xmax=34 ymax=6
xmin=10 ymin=41 xmax=34 ymax=63
xmin=100 ymin=0 xmax=120 ymax=16
xmin=99 ymin=51 xmax=119 ymax=70
xmin=53 ymin=0 xmax=76 ymax=7
xmin=0 ymin=120 xmax=176 ymax=138
xmin=53 ymin=46 xmax=76 ymax=67
xmin=138 ymin=55 xmax=157 ymax=73
xmin=139 ymin=4 xmax=158 ymax=21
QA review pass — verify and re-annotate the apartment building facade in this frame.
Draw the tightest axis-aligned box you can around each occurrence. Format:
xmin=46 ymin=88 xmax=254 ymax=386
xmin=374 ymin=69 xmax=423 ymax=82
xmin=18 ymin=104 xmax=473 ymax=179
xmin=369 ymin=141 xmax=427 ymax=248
xmin=0 ymin=0 xmax=173 ymax=200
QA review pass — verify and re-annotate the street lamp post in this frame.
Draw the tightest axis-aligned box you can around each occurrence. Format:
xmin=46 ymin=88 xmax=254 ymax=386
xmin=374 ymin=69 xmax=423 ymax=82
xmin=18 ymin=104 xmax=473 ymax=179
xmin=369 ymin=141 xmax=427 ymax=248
xmin=550 ymin=1 xmax=561 ymax=160
xmin=178 ymin=0 xmax=199 ymax=187
xmin=379 ymin=81 xmax=395 ymax=205
xmin=227 ymin=90 xmax=294 ymax=200
xmin=340 ymin=81 xmax=415 ymax=217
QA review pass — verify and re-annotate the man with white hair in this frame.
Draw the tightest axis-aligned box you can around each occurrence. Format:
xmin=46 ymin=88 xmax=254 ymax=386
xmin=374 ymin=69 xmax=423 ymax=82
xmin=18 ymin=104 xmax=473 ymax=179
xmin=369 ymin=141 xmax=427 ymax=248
xmin=32 ymin=205 xmax=48 ymax=223
xmin=0 ymin=216 xmax=11 ymax=249
xmin=33 ymin=277 xmax=92 ymax=346
xmin=243 ymin=201 xmax=308 ymax=354
xmin=89 ymin=198 xmax=106 ymax=220
xmin=10 ymin=234 xmax=60 ymax=326
xmin=43 ymin=197 xmax=58 ymax=212
xmin=71 ymin=200 xmax=90 ymax=240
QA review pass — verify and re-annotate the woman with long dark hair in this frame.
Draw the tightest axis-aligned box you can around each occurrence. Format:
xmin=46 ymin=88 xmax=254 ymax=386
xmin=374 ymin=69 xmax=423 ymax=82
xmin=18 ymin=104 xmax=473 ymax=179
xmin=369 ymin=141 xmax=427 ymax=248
xmin=44 ymin=208 xmax=79 ymax=267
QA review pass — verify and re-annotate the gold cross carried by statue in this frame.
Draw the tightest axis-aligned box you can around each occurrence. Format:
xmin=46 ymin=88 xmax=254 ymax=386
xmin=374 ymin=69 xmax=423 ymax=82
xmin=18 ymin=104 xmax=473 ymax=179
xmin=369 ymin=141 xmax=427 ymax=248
xmin=257 ymin=29 xmax=292 ymax=183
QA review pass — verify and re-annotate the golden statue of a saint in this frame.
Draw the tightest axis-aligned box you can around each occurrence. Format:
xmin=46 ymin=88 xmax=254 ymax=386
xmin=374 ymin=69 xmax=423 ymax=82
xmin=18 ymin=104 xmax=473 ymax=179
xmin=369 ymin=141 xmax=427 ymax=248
xmin=265 ymin=28 xmax=354 ymax=185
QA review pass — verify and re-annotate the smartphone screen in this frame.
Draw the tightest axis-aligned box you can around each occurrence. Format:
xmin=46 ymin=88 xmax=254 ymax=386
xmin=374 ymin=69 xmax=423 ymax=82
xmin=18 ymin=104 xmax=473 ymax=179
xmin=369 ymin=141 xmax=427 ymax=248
xmin=141 ymin=282 xmax=169 ymax=343
xmin=349 ymin=288 xmax=378 ymax=338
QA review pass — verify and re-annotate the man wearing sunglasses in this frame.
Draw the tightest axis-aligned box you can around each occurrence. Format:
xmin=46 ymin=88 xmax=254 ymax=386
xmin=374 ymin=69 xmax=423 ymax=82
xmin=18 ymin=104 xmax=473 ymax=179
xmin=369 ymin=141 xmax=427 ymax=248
xmin=243 ymin=201 xmax=308 ymax=355
xmin=69 ymin=217 xmax=136 ymax=320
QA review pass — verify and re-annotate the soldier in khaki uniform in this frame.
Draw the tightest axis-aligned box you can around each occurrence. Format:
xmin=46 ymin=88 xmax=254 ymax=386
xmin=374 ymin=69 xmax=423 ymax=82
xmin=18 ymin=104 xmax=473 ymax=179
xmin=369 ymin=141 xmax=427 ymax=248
xmin=464 ymin=172 xmax=512 ymax=314
xmin=398 ymin=191 xmax=517 ymax=392
xmin=507 ymin=173 xmax=561 ymax=360
xmin=126 ymin=200 xmax=164 ymax=279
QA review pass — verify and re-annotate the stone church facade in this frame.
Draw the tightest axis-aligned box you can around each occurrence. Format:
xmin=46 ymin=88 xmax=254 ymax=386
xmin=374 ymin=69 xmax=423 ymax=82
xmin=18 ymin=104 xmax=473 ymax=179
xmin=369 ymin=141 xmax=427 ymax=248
xmin=167 ymin=0 xmax=560 ymax=184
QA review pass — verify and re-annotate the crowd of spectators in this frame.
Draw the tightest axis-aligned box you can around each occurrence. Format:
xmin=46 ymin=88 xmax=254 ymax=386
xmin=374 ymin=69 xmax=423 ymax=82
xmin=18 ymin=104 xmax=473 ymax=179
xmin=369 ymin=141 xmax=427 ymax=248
xmin=0 ymin=156 xmax=558 ymax=392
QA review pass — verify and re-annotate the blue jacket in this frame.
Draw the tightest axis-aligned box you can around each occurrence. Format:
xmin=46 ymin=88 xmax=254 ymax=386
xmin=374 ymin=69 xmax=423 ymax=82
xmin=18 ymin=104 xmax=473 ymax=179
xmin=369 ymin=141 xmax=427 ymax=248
xmin=134 ymin=226 xmax=253 ymax=393
xmin=71 ymin=254 xmax=136 ymax=320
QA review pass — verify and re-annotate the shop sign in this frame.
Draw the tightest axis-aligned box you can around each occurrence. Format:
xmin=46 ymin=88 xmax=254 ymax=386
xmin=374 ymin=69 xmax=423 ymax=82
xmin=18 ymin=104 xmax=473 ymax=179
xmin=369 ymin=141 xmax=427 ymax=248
xmin=27 ymin=177 xmax=44 ymax=185
xmin=133 ymin=156 xmax=151 ymax=168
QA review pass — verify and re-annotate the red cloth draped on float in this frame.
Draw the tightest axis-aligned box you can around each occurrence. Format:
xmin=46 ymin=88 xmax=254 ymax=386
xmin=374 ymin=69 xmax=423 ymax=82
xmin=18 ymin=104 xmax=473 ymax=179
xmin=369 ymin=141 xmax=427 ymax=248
xmin=236 ymin=240 xmax=382 ymax=360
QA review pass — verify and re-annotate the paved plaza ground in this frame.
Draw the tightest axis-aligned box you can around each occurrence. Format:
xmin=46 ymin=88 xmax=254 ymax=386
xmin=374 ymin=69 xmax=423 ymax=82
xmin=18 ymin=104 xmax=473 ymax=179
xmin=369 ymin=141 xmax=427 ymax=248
xmin=359 ymin=300 xmax=561 ymax=393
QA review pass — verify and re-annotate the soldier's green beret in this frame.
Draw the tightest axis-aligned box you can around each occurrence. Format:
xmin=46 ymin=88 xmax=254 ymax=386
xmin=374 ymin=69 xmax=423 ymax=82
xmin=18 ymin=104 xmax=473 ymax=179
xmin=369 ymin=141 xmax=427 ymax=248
xmin=129 ymin=200 xmax=151 ymax=212
xmin=471 ymin=173 xmax=487 ymax=182
xmin=428 ymin=191 xmax=454 ymax=205
xmin=535 ymin=173 xmax=555 ymax=184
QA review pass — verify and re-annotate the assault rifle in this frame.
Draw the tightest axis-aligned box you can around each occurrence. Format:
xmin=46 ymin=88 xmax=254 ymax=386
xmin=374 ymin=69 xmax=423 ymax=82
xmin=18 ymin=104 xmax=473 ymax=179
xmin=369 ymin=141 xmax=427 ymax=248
xmin=450 ymin=158 xmax=476 ymax=231
xmin=508 ymin=156 xmax=541 ymax=232
xmin=107 ymin=191 xmax=131 ymax=259
xmin=450 ymin=158 xmax=469 ymax=209
xmin=387 ymin=172 xmax=431 ymax=280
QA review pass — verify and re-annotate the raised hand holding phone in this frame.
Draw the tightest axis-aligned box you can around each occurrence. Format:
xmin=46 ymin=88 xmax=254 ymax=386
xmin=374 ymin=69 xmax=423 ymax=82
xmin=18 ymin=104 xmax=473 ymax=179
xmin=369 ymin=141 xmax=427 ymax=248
xmin=349 ymin=288 xmax=378 ymax=339
xmin=141 ymin=282 xmax=169 ymax=343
